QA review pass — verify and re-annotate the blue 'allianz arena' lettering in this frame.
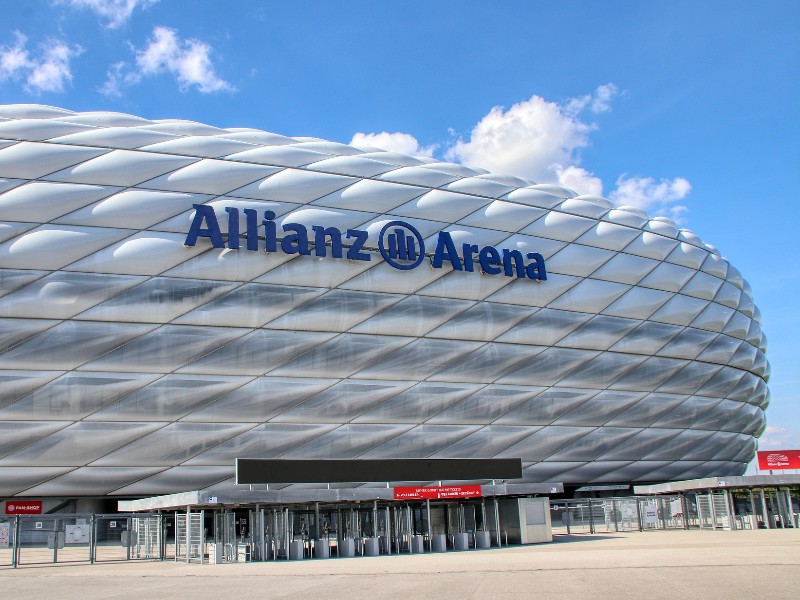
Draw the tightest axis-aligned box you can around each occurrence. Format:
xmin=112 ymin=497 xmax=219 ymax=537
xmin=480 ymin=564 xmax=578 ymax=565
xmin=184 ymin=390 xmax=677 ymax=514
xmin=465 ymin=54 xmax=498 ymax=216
xmin=185 ymin=205 xmax=546 ymax=281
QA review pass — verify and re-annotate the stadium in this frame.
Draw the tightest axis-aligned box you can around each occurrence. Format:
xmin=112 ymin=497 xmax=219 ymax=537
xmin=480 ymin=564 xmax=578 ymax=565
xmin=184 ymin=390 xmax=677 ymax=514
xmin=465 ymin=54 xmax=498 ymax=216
xmin=0 ymin=104 xmax=769 ymax=502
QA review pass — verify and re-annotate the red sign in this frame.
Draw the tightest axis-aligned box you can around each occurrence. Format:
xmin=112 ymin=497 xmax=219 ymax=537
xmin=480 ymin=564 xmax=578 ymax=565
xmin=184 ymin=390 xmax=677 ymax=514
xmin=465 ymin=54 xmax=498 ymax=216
xmin=5 ymin=500 xmax=43 ymax=515
xmin=393 ymin=485 xmax=482 ymax=500
xmin=757 ymin=450 xmax=800 ymax=470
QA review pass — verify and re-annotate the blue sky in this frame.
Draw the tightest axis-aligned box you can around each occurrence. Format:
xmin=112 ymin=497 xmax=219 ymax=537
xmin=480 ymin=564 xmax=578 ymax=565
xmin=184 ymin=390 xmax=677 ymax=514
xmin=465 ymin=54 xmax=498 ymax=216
xmin=1 ymin=1 xmax=798 ymax=463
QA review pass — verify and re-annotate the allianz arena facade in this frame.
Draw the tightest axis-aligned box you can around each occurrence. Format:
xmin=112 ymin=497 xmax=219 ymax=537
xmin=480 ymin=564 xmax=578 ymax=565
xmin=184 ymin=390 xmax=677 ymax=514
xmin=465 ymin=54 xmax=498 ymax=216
xmin=0 ymin=104 xmax=769 ymax=499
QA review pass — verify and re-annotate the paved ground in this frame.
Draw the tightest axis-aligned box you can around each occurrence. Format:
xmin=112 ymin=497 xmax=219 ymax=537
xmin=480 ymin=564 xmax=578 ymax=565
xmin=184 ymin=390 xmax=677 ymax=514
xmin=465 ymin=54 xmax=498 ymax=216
xmin=1 ymin=530 xmax=798 ymax=599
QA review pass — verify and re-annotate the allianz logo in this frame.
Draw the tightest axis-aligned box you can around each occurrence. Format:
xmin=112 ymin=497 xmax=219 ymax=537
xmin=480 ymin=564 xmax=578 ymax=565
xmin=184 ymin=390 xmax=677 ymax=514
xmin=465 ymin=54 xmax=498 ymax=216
xmin=185 ymin=204 xmax=547 ymax=281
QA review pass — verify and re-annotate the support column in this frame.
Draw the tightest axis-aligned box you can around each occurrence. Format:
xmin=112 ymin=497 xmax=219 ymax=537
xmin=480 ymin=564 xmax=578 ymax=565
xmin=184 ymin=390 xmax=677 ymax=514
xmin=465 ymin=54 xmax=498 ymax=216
xmin=426 ymin=499 xmax=432 ymax=550
xmin=708 ymin=491 xmax=717 ymax=530
xmin=493 ymin=496 xmax=501 ymax=547
xmin=760 ymin=489 xmax=770 ymax=529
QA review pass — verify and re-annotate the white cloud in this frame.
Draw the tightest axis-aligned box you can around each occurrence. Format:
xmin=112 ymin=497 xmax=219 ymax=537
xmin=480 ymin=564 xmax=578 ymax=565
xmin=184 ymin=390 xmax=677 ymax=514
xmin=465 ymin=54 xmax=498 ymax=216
xmin=57 ymin=0 xmax=158 ymax=29
xmin=551 ymin=165 xmax=603 ymax=197
xmin=609 ymin=175 xmax=692 ymax=223
xmin=100 ymin=26 xmax=233 ymax=96
xmin=758 ymin=426 xmax=796 ymax=450
xmin=0 ymin=32 xmax=82 ymax=94
xmin=350 ymin=131 xmax=436 ymax=157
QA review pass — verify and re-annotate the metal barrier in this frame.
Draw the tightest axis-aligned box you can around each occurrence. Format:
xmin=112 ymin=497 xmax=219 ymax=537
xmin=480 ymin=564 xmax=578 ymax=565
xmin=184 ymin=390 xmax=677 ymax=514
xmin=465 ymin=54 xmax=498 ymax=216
xmin=1 ymin=513 xmax=163 ymax=568
xmin=550 ymin=496 xmax=688 ymax=535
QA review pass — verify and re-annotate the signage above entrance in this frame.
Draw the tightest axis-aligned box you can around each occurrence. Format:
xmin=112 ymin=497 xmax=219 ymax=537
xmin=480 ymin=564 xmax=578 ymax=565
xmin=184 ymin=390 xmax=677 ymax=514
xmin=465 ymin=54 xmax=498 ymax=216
xmin=757 ymin=450 xmax=800 ymax=470
xmin=5 ymin=500 xmax=42 ymax=515
xmin=393 ymin=485 xmax=482 ymax=500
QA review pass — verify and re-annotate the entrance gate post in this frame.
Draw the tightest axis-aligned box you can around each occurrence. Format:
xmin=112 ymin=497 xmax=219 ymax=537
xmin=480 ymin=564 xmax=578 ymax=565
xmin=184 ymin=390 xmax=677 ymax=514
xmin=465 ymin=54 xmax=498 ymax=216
xmin=759 ymin=489 xmax=770 ymax=529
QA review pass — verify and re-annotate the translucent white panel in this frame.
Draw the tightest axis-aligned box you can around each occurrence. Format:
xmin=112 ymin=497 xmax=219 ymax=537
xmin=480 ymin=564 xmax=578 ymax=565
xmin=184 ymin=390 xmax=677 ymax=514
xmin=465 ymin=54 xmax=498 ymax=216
xmin=56 ymin=189 xmax=210 ymax=229
xmin=45 ymin=150 xmax=198 ymax=186
xmin=737 ymin=293 xmax=754 ymax=317
xmin=591 ymin=252 xmax=659 ymax=286
xmin=276 ymin=206 xmax=373 ymax=234
xmin=0 ymin=318 xmax=58 ymax=353
xmin=355 ymin=151 xmax=426 ymax=166
xmin=88 ymin=374 xmax=248 ymax=422
xmin=645 ymin=218 xmax=679 ymax=238
xmin=359 ymin=425 xmax=482 ymax=459
xmin=225 ymin=145 xmax=330 ymax=167
xmin=21 ymin=466 xmax=165 ymax=496
xmin=418 ymin=267 xmax=516 ymax=302
xmin=427 ymin=385 xmax=545 ymax=424
xmin=458 ymin=200 xmax=545 ymax=232
xmin=727 ymin=372 xmax=760 ymax=402
xmin=609 ymin=356 xmax=688 ymax=391
xmin=623 ymin=232 xmax=679 ymax=261
xmin=82 ymin=325 xmax=248 ymax=373
xmin=725 ymin=264 xmax=744 ymax=289
xmin=751 ymin=349 xmax=768 ymax=377
xmin=496 ymin=308 xmax=589 ymax=346
xmin=142 ymin=121 xmax=227 ymax=135
xmin=556 ymin=352 xmax=648 ymax=388
xmin=433 ymin=426 xmax=539 ymax=458
xmin=603 ymin=207 xmax=648 ymax=228
xmin=598 ymin=461 xmax=674 ymax=482
xmin=0 ymin=467 xmax=73 ymax=496
xmin=555 ymin=390 xmax=646 ymax=426
xmin=391 ymin=190 xmax=489 ymax=223
xmin=111 ymin=466 xmax=235 ymax=495
xmin=446 ymin=177 xmax=514 ymax=198
xmin=184 ymin=423 xmax=339 ymax=465
xmin=0 ymin=268 xmax=46 ymax=298
xmin=256 ymin=252 xmax=378 ymax=288
xmin=273 ymin=379 xmax=414 ymax=423
xmin=519 ymin=461 xmax=581 ymax=482
xmin=271 ymin=333 xmax=412 ymax=379
xmin=1 ymin=272 xmax=145 ymax=321
xmin=557 ymin=197 xmax=611 ymax=219
xmin=350 ymin=295 xmax=473 ymax=337
xmin=0 ymin=369 xmax=63 ymax=406
xmin=0 ymin=118 xmax=92 ymax=140
xmin=729 ymin=341 xmax=757 ymax=369
xmin=341 ymin=259 xmax=451 ymax=295
xmin=667 ymin=241 xmax=708 ymax=269
xmin=281 ymin=424 xmax=413 ymax=459
xmin=497 ymin=426 xmax=591 ymax=460
xmin=65 ymin=231 xmax=203 ymax=276
xmin=0 ymin=321 xmax=155 ymax=370
xmin=355 ymin=338 xmax=482 ymax=380
xmin=0 ymin=142 xmax=107 ymax=179
xmin=174 ymin=282 xmax=325 ymax=328
xmin=701 ymin=252 xmax=728 ymax=278
xmin=575 ymin=221 xmax=640 ymax=251
xmin=312 ymin=178 xmax=424 ymax=213
xmin=638 ymin=262 xmax=695 ymax=293
xmin=598 ymin=428 xmax=682 ymax=460
xmin=427 ymin=302 xmax=536 ymax=341
xmin=722 ymin=404 xmax=764 ymax=435
xmin=177 ymin=329 xmax=334 ymax=376
xmin=153 ymin=198 xmax=298 ymax=235
xmin=604 ymin=393 xmax=689 ymax=427
xmin=219 ymin=130 xmax=295 ymax=145
xmin=547 ymin=279 xmax=629 ymax=313
xmin=688 ymin=303 xmax=734 ymax=336
xmin=502 ymin=187 xmax=563 ymax=209
xmin=653 ymin=396 xmax=723 ymax=428
xmin=556 ymin=315 xmax=639 ymax=351
xmin=140 ymin=136 xmax=256 ymax=157
xmin=655 ymin=327 xmax=717 ymax=359
xmin=293 ymin=141 xmax=363 ymax=156
xmin=359 ymin=215 xmax=447 ymax=247
xmin=526 ymin=184 xmax=575 ymax=198
xmin=355 ymin=382 xmax=482 ymax=424
xmin=609 ymin=321 xmax=681 ymax=355
xmin=696 ymin=366 xmax=745 ymax=398
xmin=0 ymin=213 xmax=28 ymax=249
xmin=658 ymin=362 xmax=722 ymax=394
xmin=0 ymin=371 xmax=158 ymax=420
xmin=231 ymin=168 xmax=355 ymax=203
xmin=547 ymin=427 xmax=639 ymax=461
xmin=0 ymin=421 xmax=68 ymax=457
xmin=0 ymin=177 xmax=25 ymax=194
xmin=487 ymin=273 xmax=580 ymax=308
xmin=304 ymin=155 xmax=397 ymax=177
xmin=164 ymin=245 xmax=293 ymax=282
xmin=268 ymin=289 xmax=401 ymax=332
xmin=52 ymin=127 xmax=176 ymax=149
xmin=0 ymin=225 xmax=130 ymax=270
xmin=648 ymin=294 xmax=709 ymax=326
xmin=680 ymin=270 xmax=723 ymax=301
xmin=61 ymin=111 xmax=152 ymax=126
xmin=723 ymin=310 xmax=750 ymax=339
xmin=2 ymin=421 xmax=162 ymax=466
xmin=423 ymin=224 xmax=510 ymax=250
xmin=714 ymin=281 xmax=742 ymax=309
xmin=0 ymin=105 xmax=75 ymax=119
xmin=378 ymin=167 xmax=460 ymax=187
xmin=603 ymin=287 xmax=673 ymax=319
xmin=522 ymin=211 xmax=595 ymax=242
xmin=429 ymin=342 xmax=545 ymax=384
xmin=689 ymin=400 xmax=746 ymax=431
xmin=143 ymin=159 xmax=279 ymax=195
xmin=0 ymin=181 xmax=117 ymax=222
xmin=497 ymin=346 xmax=598 ymax=387
xmin=93 ymin=422 xmax=254 ymax=466
xmin=545 ymin=244 xmax=615 ymax=277
xmin=642 ymin=430 xmax=714 ymax=460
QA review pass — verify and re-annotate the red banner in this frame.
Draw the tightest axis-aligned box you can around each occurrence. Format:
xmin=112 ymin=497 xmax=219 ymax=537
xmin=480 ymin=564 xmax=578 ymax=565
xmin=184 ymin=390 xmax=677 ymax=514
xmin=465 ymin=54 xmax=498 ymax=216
xmin=757 ymin=450 xmax=800 ymax=470
xmin=393 ymin=485 xmax=482 ymax=500
xmin=5 ymin=500 xmax=43 ymax=515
